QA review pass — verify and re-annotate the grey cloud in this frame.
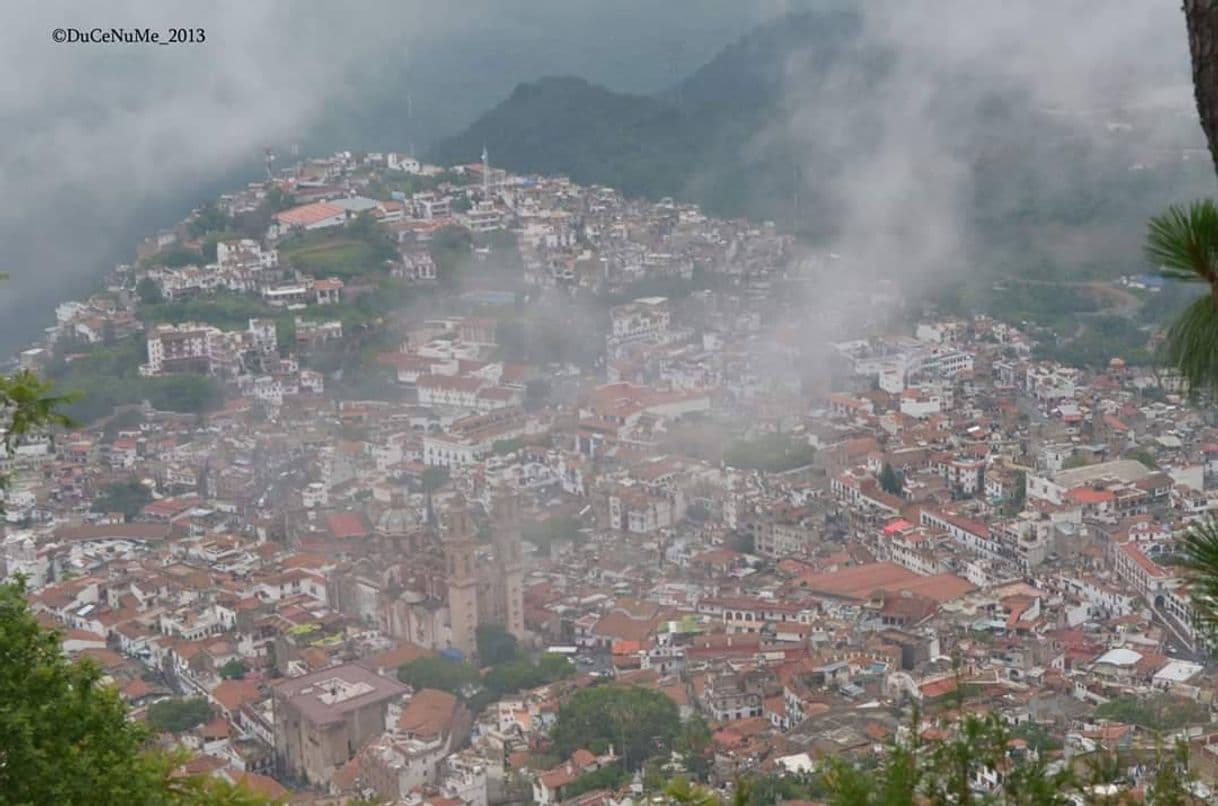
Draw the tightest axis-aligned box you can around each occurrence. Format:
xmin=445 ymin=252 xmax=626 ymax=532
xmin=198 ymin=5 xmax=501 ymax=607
xmin=769 ymin=0 xmax=1199 ymax=345
xmin=0 ymin=0 xmax=777 ymax=354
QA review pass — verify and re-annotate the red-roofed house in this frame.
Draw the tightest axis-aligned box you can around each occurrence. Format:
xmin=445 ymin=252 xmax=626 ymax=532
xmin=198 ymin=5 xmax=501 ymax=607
xmin=274 ymin=202 xmax=345 ymax=232
xmin=326 ymin=512 xmax=371 ymax=540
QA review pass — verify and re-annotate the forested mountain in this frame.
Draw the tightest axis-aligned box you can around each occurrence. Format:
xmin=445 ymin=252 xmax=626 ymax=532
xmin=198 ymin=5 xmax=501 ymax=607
xmin=432 ymin=9 xmax=1215 ymax=281
xmin=431 ymin=12 xmax=864 ymax=225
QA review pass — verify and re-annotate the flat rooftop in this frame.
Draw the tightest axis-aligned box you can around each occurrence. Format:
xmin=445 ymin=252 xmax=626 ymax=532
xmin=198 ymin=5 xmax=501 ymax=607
xmin=1052 ymin=459 xmax=1151 ymax=489
xmin=273 ymin=663 xmax=407 ymax=726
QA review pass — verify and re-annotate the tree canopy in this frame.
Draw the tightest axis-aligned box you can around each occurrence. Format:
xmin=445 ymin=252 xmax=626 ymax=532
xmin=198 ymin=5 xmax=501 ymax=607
xmin=817 ymin=711 xmax=1189 ymax=806
xmin=723 ymin=433 xmax=816 ymax=473
xmin=475 ymin=623 xmax=519 ymax=666
xmin=878 ymin=463 xmax=903 ymax=496
xmin=0 ymin=581 xmax=270 ymax=804
xmin=219 ymin=659 xmax=249 ymax=680
xmin=550 ymin=685 xmax=680 ymax=770
xmin=91 ymin=476 xmax=154 ymax=521
xmin=397 ymin=655 xmax=480 ymax=694
xmin=146 ymin=698 xmax=215 ymax=734
xmin=0 ymin=369 xmax=76 ymax=506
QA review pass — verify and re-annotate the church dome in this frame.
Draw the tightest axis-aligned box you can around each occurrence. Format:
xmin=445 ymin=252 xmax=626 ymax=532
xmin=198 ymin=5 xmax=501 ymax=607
xmin=377 ymin=504 xmax=419 ymax=536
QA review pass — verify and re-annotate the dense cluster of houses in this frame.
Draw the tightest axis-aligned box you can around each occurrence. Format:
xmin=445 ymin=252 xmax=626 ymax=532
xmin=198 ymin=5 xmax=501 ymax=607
xmin=2 ymin=151 xmax=1217 ymax=803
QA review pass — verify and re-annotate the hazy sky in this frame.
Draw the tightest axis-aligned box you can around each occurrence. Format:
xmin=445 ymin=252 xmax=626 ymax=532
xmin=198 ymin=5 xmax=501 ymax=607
xmin=767 ymin=1 xmax=1204 ymax=346
xmin=0 ymin=0 xmax=789 ymax=354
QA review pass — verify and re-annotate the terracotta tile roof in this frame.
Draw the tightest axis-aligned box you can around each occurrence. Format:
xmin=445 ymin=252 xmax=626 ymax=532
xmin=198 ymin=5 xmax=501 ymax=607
xmin=122 ymin=678 xmax=153 ymax=701
xmin=361 ymin=642 xmax=431 ymax=673
xmin=591 ymin=611 xmax=656 ymax=643
xmin=795 ymin=561 xmax=974 ymax=603
xmin=212 ymin=679 xmax=263 ymax=712
xmin=398 ymin=688 xmax=459 ymax=740
xmin=326 ymin=512 xmax=370 ymax=540
xmin=275 ymin=201 xmax=344 ymax=228
xmin=229 ymin=772 xmax=289 ymax=800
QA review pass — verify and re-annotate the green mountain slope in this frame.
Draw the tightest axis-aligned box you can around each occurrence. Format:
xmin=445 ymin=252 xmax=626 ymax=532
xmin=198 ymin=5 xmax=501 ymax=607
xmin=431 ymin=12 xmax=868 ymax=226
xmin=431 ymin=10 xmax=1215 ymax=279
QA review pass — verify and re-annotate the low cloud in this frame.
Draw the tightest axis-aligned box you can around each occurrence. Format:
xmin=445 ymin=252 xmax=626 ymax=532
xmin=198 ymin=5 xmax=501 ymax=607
xmin=771 ymin=1 xmax=1198 ymax=346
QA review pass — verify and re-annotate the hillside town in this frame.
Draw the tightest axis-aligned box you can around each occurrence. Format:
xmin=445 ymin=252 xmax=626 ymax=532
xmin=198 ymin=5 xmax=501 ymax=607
xmin=4 ymin=149 xmax=1218 ymax=803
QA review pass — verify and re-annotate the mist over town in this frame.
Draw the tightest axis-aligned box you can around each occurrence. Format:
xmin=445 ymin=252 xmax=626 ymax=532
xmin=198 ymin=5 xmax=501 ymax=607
xmin=6 ymin=3 xmax=1218 ymax=803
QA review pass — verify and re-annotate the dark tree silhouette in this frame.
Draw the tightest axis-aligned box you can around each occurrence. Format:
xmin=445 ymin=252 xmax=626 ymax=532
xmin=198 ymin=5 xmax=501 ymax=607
xmin=1185 ymin=0 xmax=1218 ymax=174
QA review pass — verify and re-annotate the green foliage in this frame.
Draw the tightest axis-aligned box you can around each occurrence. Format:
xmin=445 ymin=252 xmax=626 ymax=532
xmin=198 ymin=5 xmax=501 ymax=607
xmin=145 ymin=246 xmax=204 ymax=269
xmin=522 ymin=515 xmax=583 ymax=551
xmin=0 ymin=581 xmax=270 ymax=804
xmin=431 ymin=7 xmax=1216 ymax=274
xmin=482 ymin=660 xmax=549 ymax=699
xmin=1062 ymin=452 xmax=1091 ymax=470
xmin=0 ymin=369 xmax=77 ymax=454
xmin=47 ymin=337 xmax=224 ymax=422
xmin=0 ymin=579 xmax=145 ymax=799
xmin=398 ymin=645 xmax=573 ymax=715
xmin=143 ymin=374 xmax=225 ymax=414
xmin=1010 ymin=722 xmax=1063 ymax=753
xmin=1145 ymin=200 xmax=1218 ymax=391
xmin=662 ymin=777 xmax=719 ymax=805
xmin=536 ymin=652 xmax=577 ymax=683
xmin=397 ymin=655 xmax=480 ymax=694
xmin=1180 ymin=518 xmax=1218 ymax=635
xmin=564 ymin=763 xmax=629 ymax=799
xmin=344 ymin=211 xmax=376 ymax=239
xmin=491 ymin=437 xmax=527 ymax=455
xmin=1126 ymin=447 xmax=1159 ymax=470
xmin=878 ymin=463 xmax=903 ymax=496
xmin=265 ymin=186 xmax=295 ymax=213
xmin=818 ymin=711 xmax=1191 ymax=805
xmin=1146 ymin=200 xmax=1218 ymax=284
xmin=1148 ymin=743 xmax=1192 ymax=806
xmin=139 ymin=291 xmax=281 ymax=331
xmin=219 ymin=659 xmax=248 ymax=680
xmin=431 ymin=74 xmax=687 ymax=206
xmin=188 ymin=202 xmax=232 ymax=239
xmin=1033 ymin=314 xmax=1153 ymax=369
xmin=674 ymin=714 xmax=713 ymax=779
xmin=91 ymin=477 xmax=153 ymax=522
xmin=471 ymin=652 xmax=574 ymax=713
xmin=102 ymin=409 xmax=145 ymax=442
xmin=724 ymin=433 xmax=815 ymax=472
xmin=198 ymin=231 xmax=245 ymax=263
xmin=429 ymin=225 xmax=473 ymax=290
xmin=551 ymin=685 xmax=680 ymax=770
xmin=146 ymin=698 xmax=214 ymax=734
xmin=1002 ymin=470 xmax=1028 ymax=517
xmin=137 ymin=276 xmax=165 ymax=305
xmin=278 ymin=216 xmax=396 ymax=281
xmin=1094 ymin=694 xmax=1205 ymax=732
xmin=0 ymin=358 xmax=76 ymax=509
xmin=738 ymin=773 xmax=828 ymax=805
xmin=365 ymin=172 xmax=444 ymax=200
xmin=1161 ymin=293 xmax=1218 ymax=394
xmin=529 ymin=752 xmax=564 ymax=773
xmin=418 ymin=466 xmax=450 ymax=493
xmin=524 ymin=378 xmax=551 ymax=410
xmin=985 ymin=283 xmax=1102 ymax=329
xmin=475 ymin=624 xmax=519 ymax=666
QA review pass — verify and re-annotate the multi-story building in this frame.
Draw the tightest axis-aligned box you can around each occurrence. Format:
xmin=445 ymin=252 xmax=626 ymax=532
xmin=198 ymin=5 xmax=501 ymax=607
xmin=143 ymin=322 xmax=224 ymax=376
xmin=272 ymin=664 xmax=408 ymax=786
